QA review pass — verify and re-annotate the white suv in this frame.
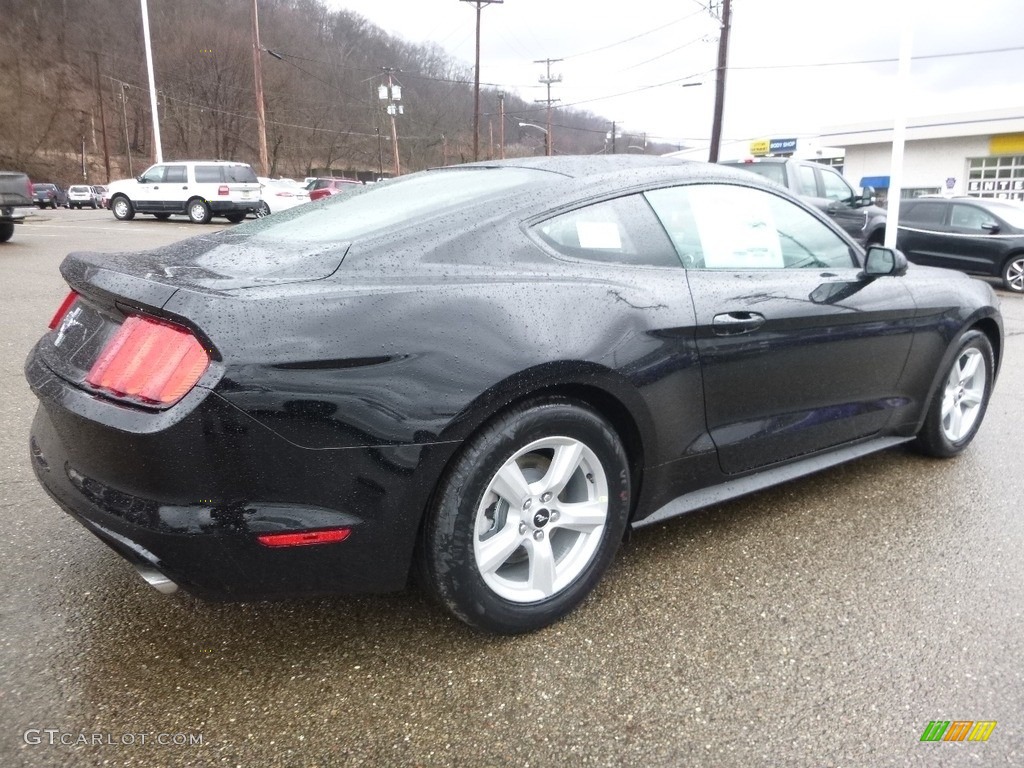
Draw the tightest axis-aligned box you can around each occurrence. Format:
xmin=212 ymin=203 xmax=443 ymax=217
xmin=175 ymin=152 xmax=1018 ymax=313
xmin=107 ymin=160 xmax=261 ymax=224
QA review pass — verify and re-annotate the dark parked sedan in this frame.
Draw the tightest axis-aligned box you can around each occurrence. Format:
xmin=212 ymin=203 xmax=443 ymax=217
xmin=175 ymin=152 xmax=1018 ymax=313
xmin=897 ymin=196 xmax=1024 ymax=292
xmin=26 ymin=157 xmax=1002 ymax=634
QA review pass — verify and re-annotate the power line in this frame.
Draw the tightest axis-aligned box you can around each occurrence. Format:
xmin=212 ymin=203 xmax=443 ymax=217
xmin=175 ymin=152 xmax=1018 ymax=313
xmin=731 ymin=44 xmax=1024 ymax=71
xmin=560 ymin=7 xmax=711 ymax=60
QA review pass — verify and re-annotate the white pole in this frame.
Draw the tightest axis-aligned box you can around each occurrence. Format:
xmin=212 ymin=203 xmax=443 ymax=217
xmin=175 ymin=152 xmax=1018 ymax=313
xmin=140 ymin=0 xmax=163 ymax=164
xmin=884 ymin=0 xmax=914 ymax=249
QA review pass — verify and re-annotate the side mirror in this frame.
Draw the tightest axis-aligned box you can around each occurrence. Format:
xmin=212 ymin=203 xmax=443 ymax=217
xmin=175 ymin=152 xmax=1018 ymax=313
xmin=859 ymin=186 xmax=876 ymax=207
xmin=863 ymin=245 xmax=908 ymax=277
xmin=981 ymin=221 xmax=1000 ymax=234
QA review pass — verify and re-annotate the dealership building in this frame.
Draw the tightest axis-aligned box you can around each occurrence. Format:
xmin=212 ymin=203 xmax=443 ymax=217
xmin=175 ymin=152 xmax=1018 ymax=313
xmin=824 ymin=106 xmax=1024 ymax=202
xmin=672 ymin=106 xmax=1024 ymax=203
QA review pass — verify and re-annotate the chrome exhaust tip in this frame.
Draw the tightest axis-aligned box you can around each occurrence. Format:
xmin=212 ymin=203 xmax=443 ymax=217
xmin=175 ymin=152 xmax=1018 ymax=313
xmin=135 ymin=565 xmax=179 ymax=594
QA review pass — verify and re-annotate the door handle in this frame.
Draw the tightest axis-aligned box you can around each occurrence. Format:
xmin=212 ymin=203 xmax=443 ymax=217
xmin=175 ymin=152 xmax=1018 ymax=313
xmin=712 ymin=311 xmax=766 ymax=335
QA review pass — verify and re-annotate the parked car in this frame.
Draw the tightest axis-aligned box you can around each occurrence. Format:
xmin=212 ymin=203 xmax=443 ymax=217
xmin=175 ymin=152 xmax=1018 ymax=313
xmin=0 ymin=170 xmax=34 ymax=242
xmin=106 ymin=160 xmax=261 ymax=224
xmin=67 ymin=184 xmax=97 ymax=209
xmin=896 ymin=196 xmax=1024 ymax=293
xmin=32 ymin=183 xmax=68 ymax=209
xmin=306 ymin=176 xmax=362 ymax=202
xmin=257 ymin=177 xmax=311 ymax=216
xmin=26 ymin=156 xmax=1002 ymax=634
xmin=91 ymin=185 xmax=108 ymax=208
xmin=720 ymin=157 xmax=887 ymax=247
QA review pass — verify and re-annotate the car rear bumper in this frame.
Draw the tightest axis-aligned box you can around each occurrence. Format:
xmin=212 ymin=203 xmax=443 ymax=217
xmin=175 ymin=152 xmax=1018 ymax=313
xmin=25 ymin=346 xmax=428 ymax=600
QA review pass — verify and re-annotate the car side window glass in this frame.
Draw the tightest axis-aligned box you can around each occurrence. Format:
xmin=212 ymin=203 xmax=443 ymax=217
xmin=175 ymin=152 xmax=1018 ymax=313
xmin=194 ymin=165 xmax=224 ymax=184
xmin=820 ymin=169 xmax=854 ymax=202
xmin=139 ymin=166 xmax=165 ymax=184
xmin=164 ymin=165 xmax=187 ymax=183
xmin=902 ymin=202 xmax=946 ymax=225
xmin=797 ymin=165 xmax=818 ymax=196
xmin=950 ymin=204 xmax=994 ymax=230
xmin=534 ymin=194 xmax=680 ymax=268
xmin=646 ymin=184 xmax=856 ymax=270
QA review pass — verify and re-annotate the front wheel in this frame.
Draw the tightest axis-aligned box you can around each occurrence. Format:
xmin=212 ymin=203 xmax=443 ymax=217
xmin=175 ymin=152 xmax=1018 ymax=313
xmin=110 ymin=196 xmax=135 ymax=221
xmin=1001 ymin=255 xmax=1024 ymax=293
xmin=187 ymin=199 xmax=211 ymax=224
xmin=420 ymin=398 xmax=631 ymax=634
xmin=914 ymin=330 xmax=994 ymax=458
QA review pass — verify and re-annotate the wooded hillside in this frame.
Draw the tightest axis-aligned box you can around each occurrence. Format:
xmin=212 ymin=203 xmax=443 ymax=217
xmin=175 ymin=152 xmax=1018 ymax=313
xmin=0 ymin=0 xmax=670 ymax=184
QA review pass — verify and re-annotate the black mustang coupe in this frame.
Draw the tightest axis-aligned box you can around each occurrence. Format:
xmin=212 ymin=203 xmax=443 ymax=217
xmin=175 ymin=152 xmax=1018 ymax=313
xmin=26 ymin=157 xmax=1002 ymax=634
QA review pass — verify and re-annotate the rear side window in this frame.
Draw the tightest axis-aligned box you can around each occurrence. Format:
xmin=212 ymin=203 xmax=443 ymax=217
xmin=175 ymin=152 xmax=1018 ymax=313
xmin=950 ymin=204 xmax=995 ymax=230
xmin=194 ymin=166 xmax=222 ymax=183
xmin=796 ymin=165 xmax=818 ymax=196
xmin=534 ymin=194 xmax=680 ymax=267
xmin=165 ymin=165 xmax=187 ymax=183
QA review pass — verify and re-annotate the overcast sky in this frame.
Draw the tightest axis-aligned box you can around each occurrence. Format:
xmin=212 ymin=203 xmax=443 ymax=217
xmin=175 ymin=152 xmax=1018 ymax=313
xmin=328 ymin=0 xmax=1024 ymax=150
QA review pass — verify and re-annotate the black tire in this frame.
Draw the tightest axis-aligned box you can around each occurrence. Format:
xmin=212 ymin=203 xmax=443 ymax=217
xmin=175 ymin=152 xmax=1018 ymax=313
xmin=111 ymin=195 xmax=135 ymax=221
xmin=187 ymin=198 xmax=211 ymax=224
xmin=50 ymin=200 xmax=57 ymax=209
xmin=153 ymin=213 xmax=171 ymax=221
xmin=90 ymin=201 xmax=97 ymax=209
xmin=0 ymin=222 xmax=14 ymax=243
xmin=1001 ymin=254 xmax=1024 ymax=293
xmin=224 ymin=213 xmax=246 ymax=223
xmin=419 ymin=398 xmax=631 ymax=634
xmin=913 ymin=330 xmax=994 ymax=458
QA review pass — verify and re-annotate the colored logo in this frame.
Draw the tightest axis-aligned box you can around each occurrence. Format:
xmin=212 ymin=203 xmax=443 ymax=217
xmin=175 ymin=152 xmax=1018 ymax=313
xmin=920 ymin=721 xmax=997 ymax=742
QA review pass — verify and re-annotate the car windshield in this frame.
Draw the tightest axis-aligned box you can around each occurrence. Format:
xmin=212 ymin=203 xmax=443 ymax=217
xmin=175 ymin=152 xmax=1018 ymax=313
xmin=242 ymin=167 xmax=550 ymax=243
xmin=983 ymin=200 xmax=1024 ymax=229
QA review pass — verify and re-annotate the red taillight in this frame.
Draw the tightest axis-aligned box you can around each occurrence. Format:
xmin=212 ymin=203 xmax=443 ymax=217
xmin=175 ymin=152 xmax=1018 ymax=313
xmin=256 ymin=528 xmax=352 ymax=548
xmin=86 ymin=315 xmax=210 ymax=405
xmin=48 ymin=290 xmax=80 ymax=329
xmin=217 ymin=185 xmax=230 ymax=196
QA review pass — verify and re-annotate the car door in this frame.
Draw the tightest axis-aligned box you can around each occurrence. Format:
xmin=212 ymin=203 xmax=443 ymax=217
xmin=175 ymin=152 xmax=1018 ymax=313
xmin=645 ymin=183 xmax=917 ymax=475
xmin=942 ymin=202 xmax=1009 ymax=277
xmin=896 ymin=200 xmax=951 ymax=267
xmin=160 ymin=164 xmax=189 ymax=213
xmin=132 ymin=164 xmax=166 ymax=213
xmin=816 ymin=166 xmax=868 ymax=244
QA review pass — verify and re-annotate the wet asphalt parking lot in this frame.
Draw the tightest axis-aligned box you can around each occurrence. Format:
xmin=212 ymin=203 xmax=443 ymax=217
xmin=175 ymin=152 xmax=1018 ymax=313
xmin=1 ymin=208 xmax=1022 ymax=767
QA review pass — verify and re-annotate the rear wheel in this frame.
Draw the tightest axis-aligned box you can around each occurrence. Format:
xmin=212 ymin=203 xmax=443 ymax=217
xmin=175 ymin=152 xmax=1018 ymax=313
xmin=420 ymin=398 xmax=631 ymax=634
xmin=0 ymin=222 xmax=14 ymax=242
xmin=187 ymin=199 xmax=211 ymax=224
xmin=1001 ymin=254 xmax=1024 ymax=293
xmin=914 ymin=330 xmax=993 ymax=458
xmin=110 ymin=195 xmax=135 ymax=221
xmin=256 ymin=201 xmax=271 ymax=218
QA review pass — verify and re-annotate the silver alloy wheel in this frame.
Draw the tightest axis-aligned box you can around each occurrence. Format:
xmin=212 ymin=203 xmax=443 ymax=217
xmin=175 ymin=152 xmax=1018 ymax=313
xmin=1005 ymin=257 xmax=1024 ymax=293
xmin=940 ymin=347 xmax=986 ymax=442
xmin=472 ymin=436 xmax=609 ymax=603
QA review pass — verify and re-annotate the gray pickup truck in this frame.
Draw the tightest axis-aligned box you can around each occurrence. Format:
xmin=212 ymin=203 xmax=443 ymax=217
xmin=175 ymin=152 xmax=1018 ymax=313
xmin=720 ymin=157 xmax=887 ymax=248
xmin=0 ymin=171 xmax=34 ymax=243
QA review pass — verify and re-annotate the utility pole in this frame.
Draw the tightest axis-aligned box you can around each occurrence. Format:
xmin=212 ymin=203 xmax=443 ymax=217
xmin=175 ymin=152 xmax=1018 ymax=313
xmin=375 ymin=127 xmax=384 ymax=178
xmin=378 ymin=68 xmax=403 ymax=176
xmin=707 ymin=0 xmax=731 ymax=163
xmin=534 ymin=58 xmax=562 ymax=156
xmin=460 ymin=0 xmax=503 ymax=162
xmin=611 ymin=121 xmax=617 ymax=154
xmin=251 ymin=0 xmax=269 ymax=176
xmin=90 ymin=53 xmax=111 ymax=182
xmin=119 ymin=82 xmax=134 ymax=177
xmin=497 ymin=91 xmax=505 ymax=159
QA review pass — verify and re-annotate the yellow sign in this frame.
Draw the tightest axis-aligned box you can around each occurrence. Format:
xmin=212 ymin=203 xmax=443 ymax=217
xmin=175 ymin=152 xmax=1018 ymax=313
xmin=750 ymin=139 xmax=770 ymax=156
xmin=990 ymin=133 xmax=1024 ymax=155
